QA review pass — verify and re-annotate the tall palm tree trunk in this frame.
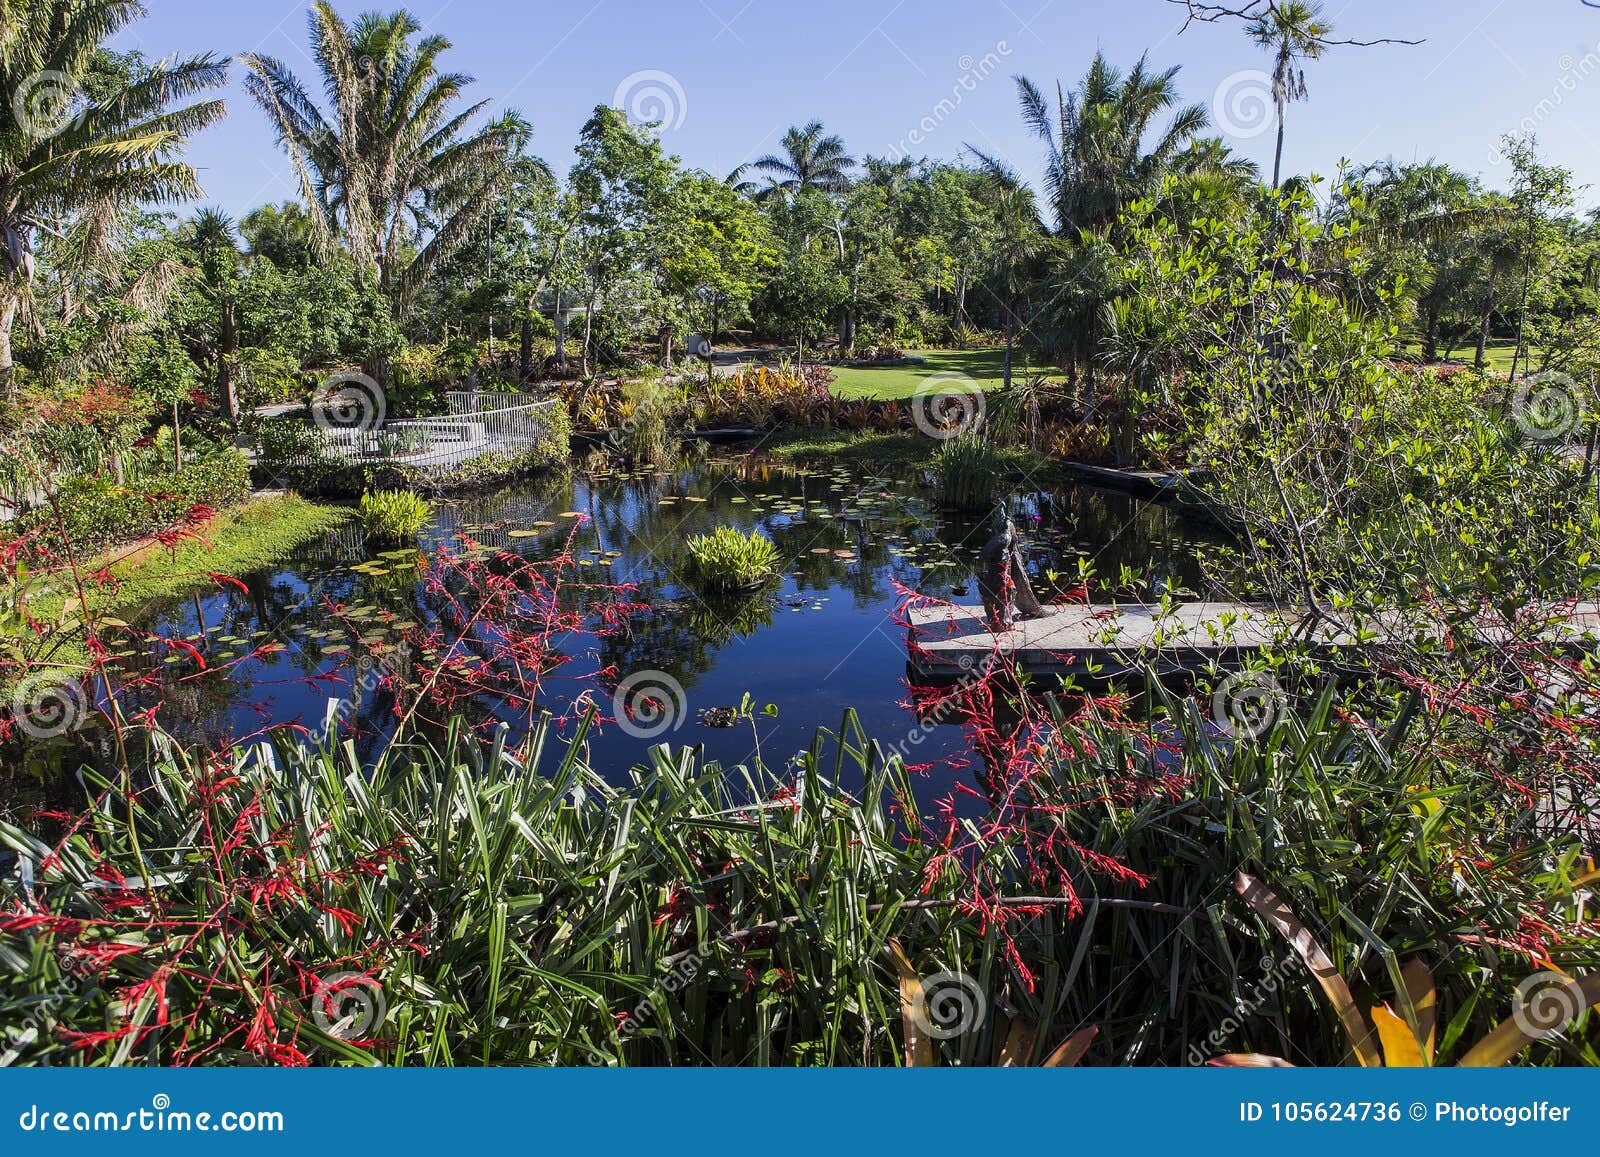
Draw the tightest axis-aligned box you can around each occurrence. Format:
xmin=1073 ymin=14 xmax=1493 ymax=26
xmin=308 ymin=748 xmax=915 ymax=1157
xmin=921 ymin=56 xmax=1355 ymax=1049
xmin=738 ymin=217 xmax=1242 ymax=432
xmin=218 ymin=298 xmax=240 ymax=426
xmin=1271 ymin=99 xmax=1286 ymax=190
xmin=0 ymin=297 xmax=16 ymax=402
xmin=1475 ymin=274 xmax=1498 ymax=371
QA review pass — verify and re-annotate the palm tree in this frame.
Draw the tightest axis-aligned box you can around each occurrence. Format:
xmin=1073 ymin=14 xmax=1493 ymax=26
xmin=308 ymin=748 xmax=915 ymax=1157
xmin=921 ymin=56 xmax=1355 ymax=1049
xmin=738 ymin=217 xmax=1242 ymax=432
xmin=187 ymin=209 xmax=242 ymax=425
xmin=861 ymin=155 xmax=917 ymax=197
xmin=1247 ymin=0 xmax=1332 ymax=190
xmin=740 ymin=122 xmax=855 ymax=200
xmin=241 ymin=3 xmax=525 ymax=320
xmin=0 ymin=0 xmax=226 ymax=398
xmin=972 ymin=54 xmax=1206 ymax=388
xmin=998 ymin=54 xmax=1209 ymax=237
xmin=1164 ymin=137 xmax=1264 ymax=226
xmin=980 ymin=169 xmax=1044 ymax=390
xmin=239 ymin=201 xmax=318 ymax=269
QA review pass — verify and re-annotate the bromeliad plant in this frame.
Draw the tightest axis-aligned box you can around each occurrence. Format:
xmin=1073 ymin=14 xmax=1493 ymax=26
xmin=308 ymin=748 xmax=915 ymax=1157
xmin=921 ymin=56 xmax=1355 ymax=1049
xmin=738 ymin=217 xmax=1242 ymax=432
xmin=684 ymin=526 xmax=783 ymax=591
xmin=1213 ymin=872 xmax=1600 ymax=1067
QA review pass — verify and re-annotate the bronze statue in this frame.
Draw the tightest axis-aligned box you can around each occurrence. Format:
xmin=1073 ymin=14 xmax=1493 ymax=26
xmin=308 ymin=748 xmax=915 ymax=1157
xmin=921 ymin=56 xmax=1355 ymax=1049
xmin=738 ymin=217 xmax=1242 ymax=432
xmin=977 ymin=511 xmax=1047 ymax=633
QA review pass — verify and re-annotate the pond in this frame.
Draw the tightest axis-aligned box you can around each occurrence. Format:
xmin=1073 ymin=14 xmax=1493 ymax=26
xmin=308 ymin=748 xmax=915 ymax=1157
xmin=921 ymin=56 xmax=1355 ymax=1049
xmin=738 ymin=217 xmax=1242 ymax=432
xmin=9 ymin=453 xmax=1243 ymax=805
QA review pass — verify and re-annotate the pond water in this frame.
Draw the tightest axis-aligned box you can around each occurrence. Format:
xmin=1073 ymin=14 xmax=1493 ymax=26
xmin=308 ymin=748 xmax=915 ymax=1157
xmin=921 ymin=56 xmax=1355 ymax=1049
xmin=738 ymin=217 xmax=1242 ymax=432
xmin=10 ymin=454 xmax=1242 ymax=804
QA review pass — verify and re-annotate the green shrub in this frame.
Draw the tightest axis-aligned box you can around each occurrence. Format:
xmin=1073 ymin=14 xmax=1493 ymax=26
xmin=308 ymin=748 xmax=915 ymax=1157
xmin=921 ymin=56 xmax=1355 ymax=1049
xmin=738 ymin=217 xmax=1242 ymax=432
xmin=14 ymin=451 xmax=252 ymax=553
xmin=357 ymin=489 xmax=433 ymax=545
xmin=236 ymin=346 xmax=306 ymax=410
xmin=621 ymin=382 xmax=675 ymax=467
xmin=685 ymin=526 xmax=782 ymax=590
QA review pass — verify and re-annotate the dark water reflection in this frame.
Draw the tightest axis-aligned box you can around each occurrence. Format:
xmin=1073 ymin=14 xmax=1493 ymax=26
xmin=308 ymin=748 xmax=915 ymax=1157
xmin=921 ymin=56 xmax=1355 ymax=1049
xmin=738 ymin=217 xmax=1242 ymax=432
xmin=7 ymin=455 xmax=1243 ymax=806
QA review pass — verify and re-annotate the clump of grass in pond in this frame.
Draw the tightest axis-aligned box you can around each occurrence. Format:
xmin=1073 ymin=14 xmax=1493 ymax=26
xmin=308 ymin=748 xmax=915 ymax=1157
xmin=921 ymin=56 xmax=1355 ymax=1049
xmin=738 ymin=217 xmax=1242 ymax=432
xmin=933 ymin=433 xmax=1000 ymax=511
xmin=621 ymin=382 xmax=675 ymax=468
xmin=358 ymin=490 xmax=432 ymax=545
xmin=685 ymin=526 xmax=782 ymax=591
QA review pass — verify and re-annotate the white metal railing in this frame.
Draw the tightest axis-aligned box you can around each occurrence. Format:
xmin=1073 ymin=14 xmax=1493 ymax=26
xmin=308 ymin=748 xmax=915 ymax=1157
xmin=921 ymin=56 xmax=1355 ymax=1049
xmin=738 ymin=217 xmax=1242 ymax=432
xmin=444 ymin=390 xmax=548 ymax=416
xmin=265 ymin=395 xmax=560 ymax=476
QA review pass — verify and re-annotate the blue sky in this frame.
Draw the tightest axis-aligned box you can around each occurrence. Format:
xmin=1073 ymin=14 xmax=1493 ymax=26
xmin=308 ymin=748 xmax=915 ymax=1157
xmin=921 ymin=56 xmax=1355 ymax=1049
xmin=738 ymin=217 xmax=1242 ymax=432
xmin=112 ymin=0 xmax=1600 ymax=217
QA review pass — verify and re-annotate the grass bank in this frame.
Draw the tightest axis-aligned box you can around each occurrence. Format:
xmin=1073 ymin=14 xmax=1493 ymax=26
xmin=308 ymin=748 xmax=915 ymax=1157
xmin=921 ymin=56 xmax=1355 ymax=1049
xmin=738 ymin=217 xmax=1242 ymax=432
xmin=84 ymin=494 xmax=348 ymax=607
xmin=11 ymin=494 xmax=349 ymax=676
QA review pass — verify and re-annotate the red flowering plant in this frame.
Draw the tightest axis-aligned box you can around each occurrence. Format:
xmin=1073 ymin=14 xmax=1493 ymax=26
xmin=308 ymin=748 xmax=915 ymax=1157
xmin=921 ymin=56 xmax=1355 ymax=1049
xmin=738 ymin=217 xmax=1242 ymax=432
xmin=891 ymin=557 xmax=1600 ymax=1064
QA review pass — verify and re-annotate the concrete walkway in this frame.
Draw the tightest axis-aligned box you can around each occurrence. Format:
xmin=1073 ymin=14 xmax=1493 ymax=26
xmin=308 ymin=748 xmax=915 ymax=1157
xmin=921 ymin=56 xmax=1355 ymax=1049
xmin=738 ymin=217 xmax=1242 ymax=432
xmin=908 ymin=601 xmax=1600 ymax=678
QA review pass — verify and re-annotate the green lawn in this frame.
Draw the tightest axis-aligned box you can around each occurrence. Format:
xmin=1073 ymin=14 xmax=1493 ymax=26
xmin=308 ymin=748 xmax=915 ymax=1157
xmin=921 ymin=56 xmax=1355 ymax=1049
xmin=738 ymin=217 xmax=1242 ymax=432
xmin=1401 ymin=339 xmax=1525 ymax=375
xmin=826 ymin=348 xmax=1025 ymax=400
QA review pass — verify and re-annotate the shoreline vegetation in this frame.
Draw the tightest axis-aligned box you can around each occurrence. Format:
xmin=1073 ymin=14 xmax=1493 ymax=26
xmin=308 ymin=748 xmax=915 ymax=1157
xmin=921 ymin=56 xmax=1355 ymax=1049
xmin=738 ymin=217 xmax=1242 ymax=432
xmin=3 ymin=695 xmax=1593 ymax=1067
xmin=8 ymin=495 xmax=349 ymax=683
